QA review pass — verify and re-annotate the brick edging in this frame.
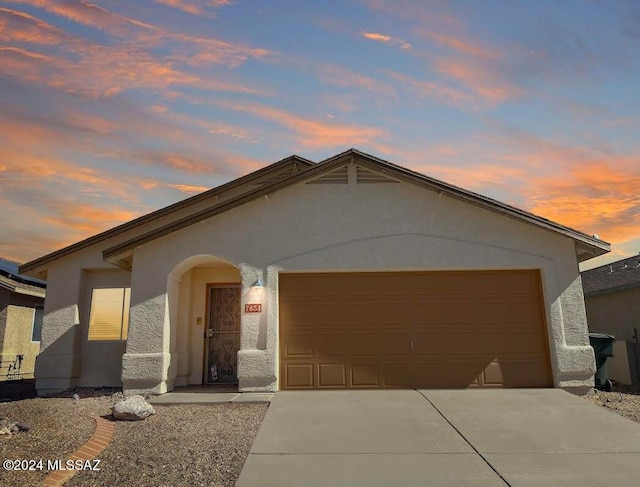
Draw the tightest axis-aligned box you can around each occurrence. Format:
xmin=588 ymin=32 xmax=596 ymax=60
xmin=41 ymin=416 xmax=115 ymax=487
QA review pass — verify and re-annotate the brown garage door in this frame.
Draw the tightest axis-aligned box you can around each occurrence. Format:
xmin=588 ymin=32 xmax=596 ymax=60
xmin=279 ymin=270 xmax=552 ymax=389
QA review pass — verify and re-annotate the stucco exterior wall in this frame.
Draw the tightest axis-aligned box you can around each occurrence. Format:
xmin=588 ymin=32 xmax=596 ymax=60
xmin=1 ymin=304 xmax=41 ymax=379
xmin=77 ymin=269 xmax=131 ymax=387
xmin=118 ymin=175 xmax=595 ymax=394
xmin=585 ymin=287 xmax=640 ymax=341
xmin=33 ymin=162 xmax=597 ymax=395
xmin=1 ymin=289 xmax=43 ymax=379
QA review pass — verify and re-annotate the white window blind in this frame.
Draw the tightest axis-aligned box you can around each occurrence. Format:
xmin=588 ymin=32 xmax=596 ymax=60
xmin=88 ymin=288 xmax=130 ymax=340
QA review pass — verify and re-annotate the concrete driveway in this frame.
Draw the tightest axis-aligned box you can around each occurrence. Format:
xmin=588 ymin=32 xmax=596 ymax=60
xmin=236 ymin=389 xmax=640 ymax=486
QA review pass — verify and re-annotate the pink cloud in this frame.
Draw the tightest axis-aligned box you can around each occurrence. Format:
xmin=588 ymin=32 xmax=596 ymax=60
xmin=318 ymin=64 xmax=397 ymax=99
xmin=361 ymin=31 xmax=411 ymax=49
xmin=224 ymin=102 xmax=387 ymax=149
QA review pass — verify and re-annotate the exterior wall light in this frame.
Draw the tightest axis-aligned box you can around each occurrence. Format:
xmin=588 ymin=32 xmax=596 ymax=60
xmin=251 ymin=278 xmax=264 ymax=288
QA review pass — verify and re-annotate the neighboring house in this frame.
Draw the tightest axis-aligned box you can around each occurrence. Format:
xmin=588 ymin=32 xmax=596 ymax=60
xmin=581 ymin=255 xmax=640 ymax=385
xmin=0 ymin=258 xmax=46 ymax=380
xmin=20 ymin=149 xmax=609 ymax=396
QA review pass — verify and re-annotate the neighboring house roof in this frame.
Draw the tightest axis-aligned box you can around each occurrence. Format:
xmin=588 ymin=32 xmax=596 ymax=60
xmin=0 ymin=258 xmax=46 ymax=297
xmin=581 ymin=254 xmax=640 ymax=297
xmin=21 ymin=148 xmax=610 ymax=275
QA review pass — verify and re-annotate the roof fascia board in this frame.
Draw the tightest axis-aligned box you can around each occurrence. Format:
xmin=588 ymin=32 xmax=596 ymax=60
xmin=20 ymin=155 xmax=314 ymax=274
xmin=349 ymin=152 xmax=609 ymax=255
xmin=104 ymin=156 xmax=348 ymax=262
xmin=104 ymin=149 xmax=608 ymax=262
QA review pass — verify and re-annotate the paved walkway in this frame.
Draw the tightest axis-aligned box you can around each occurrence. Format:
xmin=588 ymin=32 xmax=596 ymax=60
xmin=149 ymin=390 xmax=273 ymax=404
xmin=237 ymin=389 xmax=640 ymax=486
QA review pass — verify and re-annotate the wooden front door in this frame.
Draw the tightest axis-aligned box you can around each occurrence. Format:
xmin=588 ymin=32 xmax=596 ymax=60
xmin=205 ymin=285 xmax=241 ymax=384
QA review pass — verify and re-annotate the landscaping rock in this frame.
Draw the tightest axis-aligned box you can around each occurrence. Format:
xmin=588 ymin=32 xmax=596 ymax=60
xmin=0 ymin=416 xmax=29 ymax=435
xmin=112 ymin=394 xmax=155 ymax=421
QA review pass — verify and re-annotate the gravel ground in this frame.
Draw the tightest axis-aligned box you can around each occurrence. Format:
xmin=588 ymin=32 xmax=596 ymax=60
xmin=582 ymin=384 xmax=640 ymax=423
xmin=0 ymin=388 xmax=119 ymax=487
xmin=0 ymin=387 xmax=268 ymax=487
xmin=67 ymin=403 xmax=268 ymax=487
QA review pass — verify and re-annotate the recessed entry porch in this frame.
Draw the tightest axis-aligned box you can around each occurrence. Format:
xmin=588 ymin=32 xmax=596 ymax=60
xmin=168 ymin=255 xmax=244 ymax=390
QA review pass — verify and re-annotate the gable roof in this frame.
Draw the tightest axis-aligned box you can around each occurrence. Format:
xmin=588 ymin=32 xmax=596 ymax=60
xmin=19 ymin=155 xmax=314 ymax=275
xmin=97 ymin=148 xmax=609 ymax=268
xmin=581 ymin=254 xmax=640 ymax=297
xmin=21 ymin=149 xmax=610 ymax=274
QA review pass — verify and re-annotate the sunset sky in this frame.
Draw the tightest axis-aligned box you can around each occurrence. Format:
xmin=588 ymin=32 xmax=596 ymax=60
xmin=1 ymin=0 xmax=638 ymax=270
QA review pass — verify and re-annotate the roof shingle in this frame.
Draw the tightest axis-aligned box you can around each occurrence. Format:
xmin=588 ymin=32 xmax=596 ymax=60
xmin=581 ymin=254 xmax=640 ymax=297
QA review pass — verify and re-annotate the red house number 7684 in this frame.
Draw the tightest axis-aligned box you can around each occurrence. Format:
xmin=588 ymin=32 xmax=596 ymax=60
xmin=244 ymin=304 xmax=262 ymax=313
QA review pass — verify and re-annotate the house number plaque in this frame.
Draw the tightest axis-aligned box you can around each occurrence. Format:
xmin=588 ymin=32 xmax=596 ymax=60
xmin=244 ymin=304 xmax=262 ymax=313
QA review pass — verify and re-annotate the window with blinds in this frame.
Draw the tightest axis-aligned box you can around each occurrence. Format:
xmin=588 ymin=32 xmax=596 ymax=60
xmin=88 ymin=288 xmax=130 ymax=340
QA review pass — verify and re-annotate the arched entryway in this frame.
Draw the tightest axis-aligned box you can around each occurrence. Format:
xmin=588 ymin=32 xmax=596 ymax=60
xmin=167 ymin=255 xmax=241 ymax=388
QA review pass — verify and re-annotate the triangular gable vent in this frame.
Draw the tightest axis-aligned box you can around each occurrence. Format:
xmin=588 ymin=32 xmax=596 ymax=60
xmin=356 ymin=165 xmax=399 ymax=184
xmin=306 ymin=165 xmax=348 ymax=184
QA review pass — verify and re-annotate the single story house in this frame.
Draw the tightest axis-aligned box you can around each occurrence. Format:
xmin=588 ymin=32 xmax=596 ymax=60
xmin=20 ymin=149 xmax=609 ymax=396
xmin=0 ymin=258 xmax=46 ymax=380
xmin=582 ymin=255 xmax=640 ymax=385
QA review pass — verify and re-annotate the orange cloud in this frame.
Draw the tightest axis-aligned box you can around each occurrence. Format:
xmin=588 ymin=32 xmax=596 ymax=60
xmin=385 ymin=70 xmax=477 ymax=107
xmin=13 ymin=0 xmax=157 ymax=37
xmin=382 ymin=132 xmax=639 ymax=248
xmin=361 ymin=31 xmax=411 ymax=49
xmin=10 ymin=1 xmax=272 ymax=75
xmin=167 ymin=183 xmax=210 ymax=193
xmin=525 ymin=162 xmax=640 ymax=243
xmin=154 ymin=0 xmax=232 ymax=16
xmin=155 ymin=0 xmax=204 ymax=15
xmin=133 ymin=152 xmax=224 ymax=174
xmin=0 ymin=7 xmax=67 ymax=44
xmin=434 ymin=59 xmax=520 ymax=105
xmin=318 ymin=64 xmax=397 ymax=99
xmin=224 ymin=102 xmax=387 ymax=149
xmin=43 ymin=204 xmax=141 ymax=234
xmin=362 ymin=1 xmax=522 ymax=106
xmin=421 ymin=31 xmax=501 ymax=60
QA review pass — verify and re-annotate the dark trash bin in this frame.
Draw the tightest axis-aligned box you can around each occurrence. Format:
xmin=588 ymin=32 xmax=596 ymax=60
xmin=589 ymin=333 xmax=615 ymax=391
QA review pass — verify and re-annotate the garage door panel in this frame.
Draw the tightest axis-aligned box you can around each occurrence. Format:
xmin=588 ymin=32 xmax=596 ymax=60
xmin=282 ymin=303 xmax=317 ymax=327
xmin=317 ymin=333 xmax=351 ymax=356
xmin=284 ymin=363 xmax=314 ymax=389
xmin=318 ymin=363 xmax=347 ymax=388
xmin=379 ymin=333 xmax=412 ymax=355
xmin=279 ymin=271 xmax=551 ymax=390
xmin=283 ymin=333 xmax=314 ymax=357
xmin=413 ymin=360 xmax=485 ymax=388
xmin=351 ymin=362 xmax=380 ymax=387
xmin=315 ymin=302 xmax=404 ymax=325
xmin=348 ymin=333 xmax=380 ymax=355
xmin=495 ymin=358 xmax=551 ymax=387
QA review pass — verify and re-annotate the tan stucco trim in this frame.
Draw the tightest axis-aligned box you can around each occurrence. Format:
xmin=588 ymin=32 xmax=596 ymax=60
xmin=19 ymin=156 xmax=314 ymax=275
xmin=103 ymin=149 xmax=610 ymax=266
